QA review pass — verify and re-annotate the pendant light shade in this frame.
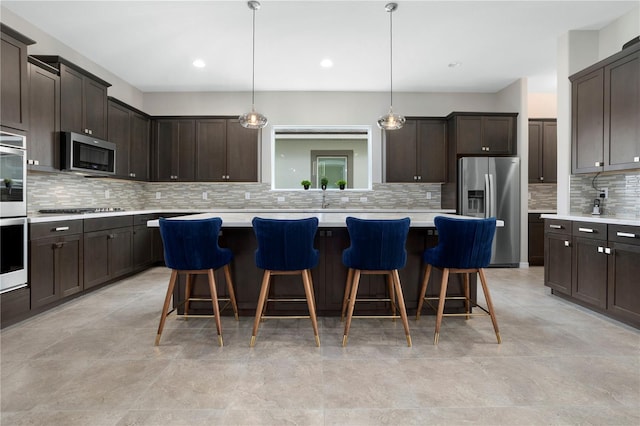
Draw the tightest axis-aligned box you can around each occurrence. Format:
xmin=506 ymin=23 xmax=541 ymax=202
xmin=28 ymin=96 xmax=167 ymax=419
xmin=377 ymin=2 xmax=405 ymax=131
xmin=239 ymin=1 xmax=268 ymax=129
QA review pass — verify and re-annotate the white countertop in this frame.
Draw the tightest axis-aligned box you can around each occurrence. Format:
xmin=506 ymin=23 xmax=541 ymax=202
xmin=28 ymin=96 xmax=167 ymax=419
xmin=146 ymin=211 xmax=502 ymax=228
xmin=28 ymin=208 xmax=455 ymax=224
xmin=540 ymin=213 xmax=640 ymax=227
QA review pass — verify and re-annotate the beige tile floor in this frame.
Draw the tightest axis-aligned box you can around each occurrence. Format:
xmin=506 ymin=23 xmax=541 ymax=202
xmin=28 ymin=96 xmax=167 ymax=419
xmin=1 ymin=266 xmax=639 ymax=426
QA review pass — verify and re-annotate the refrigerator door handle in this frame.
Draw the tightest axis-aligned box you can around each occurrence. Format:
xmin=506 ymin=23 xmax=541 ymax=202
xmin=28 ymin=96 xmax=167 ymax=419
xmin=488 ymin=173 xmax=496 ymax=218
xmin=484 ymin=173 xmax=490 ymax=218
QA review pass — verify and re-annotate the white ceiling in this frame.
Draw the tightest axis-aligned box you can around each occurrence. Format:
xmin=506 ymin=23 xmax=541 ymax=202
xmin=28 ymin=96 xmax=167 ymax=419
xmin=3 ymin=1 xmax=638 ymax=94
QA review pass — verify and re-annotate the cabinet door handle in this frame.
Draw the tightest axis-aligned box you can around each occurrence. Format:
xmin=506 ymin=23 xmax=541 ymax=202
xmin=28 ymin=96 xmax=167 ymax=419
xmin=108 ymin=234 xmax=116 ymax=239
xmin=578 ymin=227 xmax=594 ymax=233
xmin=326 ymin=231 xmax=332 ymax=237
xmin=53 ymin=242 xmax=65 ymax=249
xmin=319 ymin=230 xmax=325 ymax=237
xmin=53 ymin=226 xmax=70 ymax=232
xmin=540 ymin=176 xmax=544 ymax=181
xmin=417 ymin=176 xmax=422 ymax=180
xmin=616 ymin=232 xmax=637 ymax=238
xmin=598 ymin=246 xmax=604 ymax=253
xmin=634 ymin=156 xmax=639 ymax=162
xmin=605 ymin=247 xmax=612 ymax=255
xmin=564 ymin=241 xmax=570 ymax=247
xmin=594 ymin=161 xmax=603 ymax=167
xmin=549 ymin=224 xmax=563 ymax=229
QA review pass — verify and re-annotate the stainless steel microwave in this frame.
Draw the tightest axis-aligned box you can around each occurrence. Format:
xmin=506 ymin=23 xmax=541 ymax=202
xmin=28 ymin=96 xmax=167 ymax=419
xmin=62 ymin=131 xmax=116 ymax=175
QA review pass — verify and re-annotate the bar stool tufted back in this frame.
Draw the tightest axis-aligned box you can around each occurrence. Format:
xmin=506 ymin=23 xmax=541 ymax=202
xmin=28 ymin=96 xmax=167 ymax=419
xmin=156 ymin=217 xmax=238 ymax=347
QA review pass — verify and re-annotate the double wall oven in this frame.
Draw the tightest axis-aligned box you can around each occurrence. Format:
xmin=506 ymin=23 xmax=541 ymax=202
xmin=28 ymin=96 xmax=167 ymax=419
xmin=0 ymin=130 xmax=28 ymax=293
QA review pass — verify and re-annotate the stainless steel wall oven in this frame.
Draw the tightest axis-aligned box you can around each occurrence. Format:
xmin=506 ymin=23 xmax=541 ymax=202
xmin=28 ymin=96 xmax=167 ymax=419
xmin=1 ymin=129 xmax=28 ymax=293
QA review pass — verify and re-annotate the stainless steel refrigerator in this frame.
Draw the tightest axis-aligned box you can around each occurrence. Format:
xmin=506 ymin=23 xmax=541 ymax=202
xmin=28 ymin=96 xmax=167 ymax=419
xmin=458 ymin=157 xmax=520 ymax=267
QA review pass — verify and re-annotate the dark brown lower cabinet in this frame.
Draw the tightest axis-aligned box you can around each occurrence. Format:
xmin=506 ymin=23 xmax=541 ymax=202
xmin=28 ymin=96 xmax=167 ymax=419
xmin=545 ymin=219 xmax=640 ymax=328
xmin=1 ymin=287 xmax=31 ymax=326
xmin=30 ymin=221 xmax=83 ymax=309
xmin=528 ymin=213 xmax=544 ymax=266
xmin=169 ymin=227 xmax=474 ymax=316
xmin=544 ymin=219 xmax=572 ymax=295
xmin=84 ymin=216 xmax=133 ymax=289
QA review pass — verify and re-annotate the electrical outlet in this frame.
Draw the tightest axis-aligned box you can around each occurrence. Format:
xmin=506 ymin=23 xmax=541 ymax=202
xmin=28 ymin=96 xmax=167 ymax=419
xmin=245 ymin=192 xmax=251 ymax=200
xmin=426 ymin=191 xmax=432 ymax=200
xmin=202 ymin=192 xmax=208 ymax=200
xmin=341 ymin=196 xmax=349 ymax=203
xmin=359 ymin=197 xmax=368 ymax=202
xmin=104 ymin=189 xmax=110 ymax=199
xmin=600 ymin=188 xmax=608 ymax=199
xmin=155 ymin=192 xmax=161 ymax=199
xmin=277 ymin=196 xmax=285 ymax=203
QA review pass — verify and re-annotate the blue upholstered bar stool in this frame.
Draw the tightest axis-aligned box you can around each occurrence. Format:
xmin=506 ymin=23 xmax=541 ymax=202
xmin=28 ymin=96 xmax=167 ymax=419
xmin=416 ymin=216 xmax=500 ymax=344
xmin=156 ymin=217 xmax=238 ymax=347
xmin=250 ymin=217 xmax=321 ymax=347
xmin=341 ymin=217 xmax=412 ymax=347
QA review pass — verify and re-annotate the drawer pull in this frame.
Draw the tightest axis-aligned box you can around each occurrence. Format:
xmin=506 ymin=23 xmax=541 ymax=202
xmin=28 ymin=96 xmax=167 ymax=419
xmin=564 ymin=241 xmax=570 ymax=247
xmin=616 ymin=232 xmax=637 ymax=238
xmin=578 ymin=227 xmax=594 ymax=233
xmin=549 ymin=224 xmax=563 ymax=229
xmin=54 ymin=226 xmax=70 ymax=232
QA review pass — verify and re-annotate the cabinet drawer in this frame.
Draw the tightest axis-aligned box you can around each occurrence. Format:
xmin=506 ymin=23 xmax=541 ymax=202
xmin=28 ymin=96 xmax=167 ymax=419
xmin=608 ymin=225 xmax=640 ymax=245
xmin=30 ymin=220 xmax=83 ymax=239
xmin=133 ymin=213 xmax=157 ymax=226
xmin=572 ymin=222 xmax=607 ymax=240
xmin=84 ymin=215 xmax=133 ymax=232
xmin=544 ymin=219 xmax=571 ymax=235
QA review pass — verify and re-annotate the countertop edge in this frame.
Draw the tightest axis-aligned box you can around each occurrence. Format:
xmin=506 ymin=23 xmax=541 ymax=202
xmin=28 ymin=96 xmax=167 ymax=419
xmin=540 ymin=213 xmax=640 ymax=227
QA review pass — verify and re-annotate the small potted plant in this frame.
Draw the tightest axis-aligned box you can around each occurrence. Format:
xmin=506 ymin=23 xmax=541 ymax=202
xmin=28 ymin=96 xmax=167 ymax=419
xmin=3 ymin=178 xmax=12 ymax=194
xmin=320 ymin=177 xmax=329 ymax=190
xmin=336 ymin=179 xmax=347 ymax=190
xmin=301 ymin=179 xmax=311 ymax=190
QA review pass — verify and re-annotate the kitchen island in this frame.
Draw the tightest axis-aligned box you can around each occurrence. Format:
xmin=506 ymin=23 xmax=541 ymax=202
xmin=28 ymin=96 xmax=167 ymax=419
xmin=147 ymin=210 xmax=495 ymax=317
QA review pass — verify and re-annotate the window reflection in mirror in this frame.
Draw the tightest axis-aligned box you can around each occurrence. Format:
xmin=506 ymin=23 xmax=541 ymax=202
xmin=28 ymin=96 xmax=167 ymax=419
xmin=272 ymin=126 xmax=371 ymax=190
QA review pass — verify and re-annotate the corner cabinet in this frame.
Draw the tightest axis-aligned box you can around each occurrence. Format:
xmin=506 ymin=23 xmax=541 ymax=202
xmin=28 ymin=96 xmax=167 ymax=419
xmin=0 ymin=24 xmax=35 ymax=132
xmin=107 ymin=98 xmax=150 ymax=180
xmin=385 ymin=118 xmax=447 ymax=183
xmin=570 ymin=43 xmax=640 ymax=174
xmin=447 ymin=112 xmax=517 ymax=156
xmin=32 ymin=55 xmax=111 ymax=139
xmin=528 ymin=119 xmax=557 ymax=183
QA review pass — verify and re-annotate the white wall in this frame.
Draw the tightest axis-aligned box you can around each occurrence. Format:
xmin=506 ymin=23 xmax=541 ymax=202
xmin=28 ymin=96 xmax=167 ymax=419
xmin=599 ymin=6 xmax=640 ymax=58
xmin=528 ymin=93 xmax=557 ymax=118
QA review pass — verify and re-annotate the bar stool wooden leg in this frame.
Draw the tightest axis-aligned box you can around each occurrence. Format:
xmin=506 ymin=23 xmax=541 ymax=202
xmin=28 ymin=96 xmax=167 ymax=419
xmin=463 ymin=272 xmax=470 ymax=320
xmin=223 ymin=264 xmax=239 ymax=320
xmin=251 ymin=270 xmax=271 ymax=347
xmin=184 ymin=273 xmax=193 ymax=321
xmin=387 ymin=273 xmax=397 ymax=319
xmin=341 ymin=268 xmax=354 ymax=321
xmin=260 ymin=276 xmax=271 ymax=322
xmin=207 ymin=269 xmax=224 ymax=347
xmin=306 ymin=270 xmax=318 ymax=315
xmin=156 ymin=269 xmax=178 ymax=346
xmin=478 ymin=268 xmax=501 ymax=344
xmin=342 ymin=269 xmax=361 ymax=346
xmin=434 ymin=268 xmax=450 ymax=345
xmin=416 ymin=264 xmax=432 ymax=320
xmin=391 ymin=269 xmax=411 ymax=347
xmin=302 ymin=269 xmax=320 ymax=347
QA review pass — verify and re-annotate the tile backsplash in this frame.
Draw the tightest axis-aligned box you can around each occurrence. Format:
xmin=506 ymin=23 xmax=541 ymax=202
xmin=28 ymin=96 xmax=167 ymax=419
xmin=528 ymin=184 xmax=557 ymax=211
xmin=27 ymin=171 xmax=444 ymax=213
xmin=570 ymin=171 xmax=640 ymax=218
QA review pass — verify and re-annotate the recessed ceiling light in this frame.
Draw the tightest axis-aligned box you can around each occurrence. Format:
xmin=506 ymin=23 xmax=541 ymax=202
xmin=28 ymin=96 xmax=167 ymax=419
xmin=320 ymin=58 xmax=333 ymax=68
xmin=192 ymin=59 xmax=206 ymax=68
xmin=448 ymin=62 xmax=462 ymax=68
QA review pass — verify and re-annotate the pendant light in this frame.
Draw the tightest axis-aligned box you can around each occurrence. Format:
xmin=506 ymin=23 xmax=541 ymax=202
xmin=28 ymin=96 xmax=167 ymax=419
xmin=377 ymin=2 xmax=405 ymax=130
xmin=239 ymin=1 xmax=268 ymax=129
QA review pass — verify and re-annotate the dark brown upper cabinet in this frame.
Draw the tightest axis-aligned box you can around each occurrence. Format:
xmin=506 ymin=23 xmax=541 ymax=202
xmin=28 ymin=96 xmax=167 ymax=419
xmin=385 ymin=118 xmax=447 ymax=183
xmin=528 ymin=119 xmax=557 ymax=183
xmin=570 ymin=43 xmax=640 ymax=174
xmin=32 ymin=55 xmax=111 ymax=140
xmin=447 ymin=112 xmax=518 ymax=156
xmin=152 ymin=119 xmax=196 ymax=182
xmin=27 ymin=57 xmax=60 ymax=171
xmin=1 ymin=24 xmax=35 ymax=132
xmin=107 ymin=98 xmax=150 ymax=181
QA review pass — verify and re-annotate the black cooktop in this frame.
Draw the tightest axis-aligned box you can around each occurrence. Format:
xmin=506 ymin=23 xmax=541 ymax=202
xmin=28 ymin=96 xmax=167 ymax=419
xmin=39 ymin=207 xmax=125 ymax=214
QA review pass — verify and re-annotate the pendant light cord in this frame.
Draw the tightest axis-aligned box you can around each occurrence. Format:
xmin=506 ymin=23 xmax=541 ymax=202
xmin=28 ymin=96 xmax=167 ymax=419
xmin=251 ymin=6 xmax=256 ymax=109
xmin=389 ymin=7 xmax=394 ymax=109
